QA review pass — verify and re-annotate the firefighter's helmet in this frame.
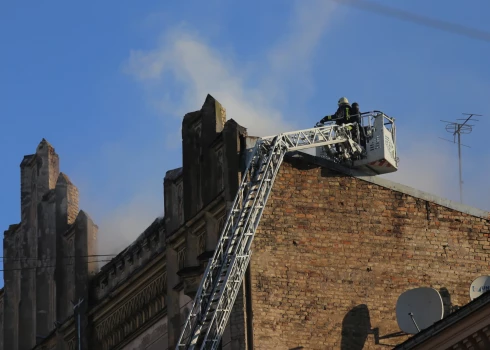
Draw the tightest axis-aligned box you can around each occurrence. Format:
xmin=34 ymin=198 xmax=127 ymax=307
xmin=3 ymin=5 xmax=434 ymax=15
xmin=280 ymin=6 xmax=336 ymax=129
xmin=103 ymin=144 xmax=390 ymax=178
xmin=338 ymin=97 xmax=349 ymax=106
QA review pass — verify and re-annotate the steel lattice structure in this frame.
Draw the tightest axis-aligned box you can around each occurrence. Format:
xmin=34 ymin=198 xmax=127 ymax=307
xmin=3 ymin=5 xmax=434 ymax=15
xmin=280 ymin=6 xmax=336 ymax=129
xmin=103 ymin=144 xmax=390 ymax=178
xmin=176 ymin=123 xmax=362 ymax=350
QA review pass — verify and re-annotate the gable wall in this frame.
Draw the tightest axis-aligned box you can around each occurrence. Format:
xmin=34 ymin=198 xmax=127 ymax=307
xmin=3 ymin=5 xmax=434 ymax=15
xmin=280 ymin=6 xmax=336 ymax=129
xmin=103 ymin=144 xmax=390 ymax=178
xmin=250 ymin=160 xmax=490 ymax=349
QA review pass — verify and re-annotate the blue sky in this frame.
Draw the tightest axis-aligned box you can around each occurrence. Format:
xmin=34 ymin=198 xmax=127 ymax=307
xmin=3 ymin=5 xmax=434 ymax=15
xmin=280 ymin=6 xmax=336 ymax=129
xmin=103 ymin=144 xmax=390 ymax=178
xmin=1 ymin=0 xmax=489 ymax=287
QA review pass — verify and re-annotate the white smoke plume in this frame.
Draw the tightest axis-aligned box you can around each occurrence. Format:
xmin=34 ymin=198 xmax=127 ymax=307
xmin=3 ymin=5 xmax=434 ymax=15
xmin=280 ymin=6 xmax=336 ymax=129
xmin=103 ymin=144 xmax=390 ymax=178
xmin=86 ymin=0 xmax=339 ymax=256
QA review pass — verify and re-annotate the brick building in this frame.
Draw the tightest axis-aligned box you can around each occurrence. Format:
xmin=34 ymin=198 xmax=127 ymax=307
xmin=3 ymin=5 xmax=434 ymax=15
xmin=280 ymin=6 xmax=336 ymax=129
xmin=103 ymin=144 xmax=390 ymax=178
xmin=1 ymin=94 xmax=489 ymax=349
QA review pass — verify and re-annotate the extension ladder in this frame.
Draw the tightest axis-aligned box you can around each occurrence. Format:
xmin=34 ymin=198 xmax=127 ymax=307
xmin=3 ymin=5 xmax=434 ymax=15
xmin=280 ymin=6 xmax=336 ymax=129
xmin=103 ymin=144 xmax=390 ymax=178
xmin=176 ymin=123 xmax=360 ymax=350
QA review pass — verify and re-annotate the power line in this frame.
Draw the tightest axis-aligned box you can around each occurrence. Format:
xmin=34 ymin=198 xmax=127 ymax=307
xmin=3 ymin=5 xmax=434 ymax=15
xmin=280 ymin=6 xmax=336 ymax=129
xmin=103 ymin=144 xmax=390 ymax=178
xmin=0 ymin=259 xmax=113 ymax=272
xmin=0 ymin=254 xmax=117 ymax=262
xmin=331 ymin=0 xmax=490 ymax=43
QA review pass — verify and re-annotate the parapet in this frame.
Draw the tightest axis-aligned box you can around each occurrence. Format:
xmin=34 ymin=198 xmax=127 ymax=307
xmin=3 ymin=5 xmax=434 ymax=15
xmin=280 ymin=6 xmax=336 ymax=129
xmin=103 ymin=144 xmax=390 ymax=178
xmin=92 ymin=217 xmax=166 ymax=302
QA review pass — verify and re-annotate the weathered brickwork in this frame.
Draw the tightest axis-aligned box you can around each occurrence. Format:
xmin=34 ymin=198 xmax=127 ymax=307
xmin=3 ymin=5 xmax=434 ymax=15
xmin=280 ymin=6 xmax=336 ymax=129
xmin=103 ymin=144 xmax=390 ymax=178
xmin=250 ymin=160 xmax=490 ymax=349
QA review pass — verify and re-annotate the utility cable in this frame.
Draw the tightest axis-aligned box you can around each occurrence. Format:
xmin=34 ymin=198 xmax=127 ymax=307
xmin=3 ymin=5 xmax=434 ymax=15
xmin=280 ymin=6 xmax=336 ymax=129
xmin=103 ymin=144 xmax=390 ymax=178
xmin=0 ymin=259 xmax=114 ymax=272
xmin=0 ymin=254 xmax=118 ymax=262
xmin=331 ymin=0 xmax=490 ymax=43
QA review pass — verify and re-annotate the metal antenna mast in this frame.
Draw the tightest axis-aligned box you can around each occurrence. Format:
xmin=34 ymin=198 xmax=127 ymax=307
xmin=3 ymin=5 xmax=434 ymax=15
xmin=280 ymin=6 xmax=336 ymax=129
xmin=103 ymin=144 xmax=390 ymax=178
xmin=440 ymin=113 xmax=482 ymax=204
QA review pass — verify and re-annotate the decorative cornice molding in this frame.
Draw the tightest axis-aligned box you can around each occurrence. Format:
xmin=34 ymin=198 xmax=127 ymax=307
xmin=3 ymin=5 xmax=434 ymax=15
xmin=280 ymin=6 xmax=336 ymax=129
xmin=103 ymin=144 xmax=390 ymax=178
xmin=94 ymin=271 xmax=167 ymax=350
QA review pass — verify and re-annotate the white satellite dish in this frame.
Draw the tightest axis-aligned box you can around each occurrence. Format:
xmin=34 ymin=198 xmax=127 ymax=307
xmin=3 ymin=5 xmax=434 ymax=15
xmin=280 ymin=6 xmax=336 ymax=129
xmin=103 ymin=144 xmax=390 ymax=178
xmin=470 ymin=276 xmax=490 ymax=300
xmin=396 ymin=287 xmax=444 ymax=334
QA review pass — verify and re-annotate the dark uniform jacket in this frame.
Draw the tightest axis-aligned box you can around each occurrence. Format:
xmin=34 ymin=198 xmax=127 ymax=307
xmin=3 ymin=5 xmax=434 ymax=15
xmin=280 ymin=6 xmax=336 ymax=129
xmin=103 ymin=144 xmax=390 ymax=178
xmin=321 ymin=104 xmax=356 ymax=125
xmin=351 ymin=103 xmax=361 ymax=121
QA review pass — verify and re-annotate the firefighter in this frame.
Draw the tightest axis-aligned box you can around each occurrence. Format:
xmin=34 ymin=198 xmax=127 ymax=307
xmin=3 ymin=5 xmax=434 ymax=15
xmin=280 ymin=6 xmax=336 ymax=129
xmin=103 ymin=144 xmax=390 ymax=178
xmin=318 ymin=97 xmax=352 ymax=126
xmin=316 ymin=97 xmax=353 ymax=157
xmin=316 ymin=97 xmax=365 ymax=157
xmin=351 ymin=102 xmax=361 ymax=123
xmin=350 ymin=102 xmax=362 ymax=144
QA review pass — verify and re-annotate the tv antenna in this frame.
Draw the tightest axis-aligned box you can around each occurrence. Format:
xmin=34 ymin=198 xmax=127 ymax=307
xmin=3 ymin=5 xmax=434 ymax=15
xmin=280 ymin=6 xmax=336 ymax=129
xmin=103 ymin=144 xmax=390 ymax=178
xmin=440 ymin=113 xmax=482 ymax=204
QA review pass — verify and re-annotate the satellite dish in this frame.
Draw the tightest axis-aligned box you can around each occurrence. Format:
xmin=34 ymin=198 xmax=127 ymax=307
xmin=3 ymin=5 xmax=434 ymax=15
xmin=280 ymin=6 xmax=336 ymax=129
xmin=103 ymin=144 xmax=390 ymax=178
xmin=470 ymin=276 xmax=490 ymax=300
xmin=396 ymin=287 xmax=444 ymax=334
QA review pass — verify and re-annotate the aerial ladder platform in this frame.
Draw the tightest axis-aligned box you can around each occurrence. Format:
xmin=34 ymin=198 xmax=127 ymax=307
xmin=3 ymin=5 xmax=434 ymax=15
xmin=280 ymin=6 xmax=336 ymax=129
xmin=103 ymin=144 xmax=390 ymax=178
xmin=176 ymin=111 xmax=398 ymax=350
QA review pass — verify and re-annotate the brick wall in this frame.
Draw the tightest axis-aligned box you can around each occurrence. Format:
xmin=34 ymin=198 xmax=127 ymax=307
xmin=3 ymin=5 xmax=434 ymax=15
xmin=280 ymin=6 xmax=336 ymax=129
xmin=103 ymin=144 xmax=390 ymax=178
xmin=250 ymin=160 xmax=490 ymax=349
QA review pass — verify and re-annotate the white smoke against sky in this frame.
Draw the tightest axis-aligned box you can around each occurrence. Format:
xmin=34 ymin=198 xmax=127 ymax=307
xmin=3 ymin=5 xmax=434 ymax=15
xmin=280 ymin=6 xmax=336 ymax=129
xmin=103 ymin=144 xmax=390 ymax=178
xmin=90 ymin=0 xmax=340 ymax=255
xmin=124 ymin=28 xmax=294 ymax=137
xmin=382 ymin=125 xmax=490 ymax=211
xmin=382 ymin=134 xmax=455 ymax=199
xmin=381 ymin=72 xmax=490 ymax=212
xmin=88 ymin=0 xmax=490 ymax=257
xmin=75 ymin=140 xmax=168 ymax=256
xmin=124 ymin=0 xmax=338 ymax=137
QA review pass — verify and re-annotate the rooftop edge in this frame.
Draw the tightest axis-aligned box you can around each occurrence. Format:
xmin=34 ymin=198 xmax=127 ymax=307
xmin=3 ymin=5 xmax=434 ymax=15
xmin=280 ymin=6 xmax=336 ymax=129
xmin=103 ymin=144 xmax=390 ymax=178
xmin=286 ymin=151 xmax=490 ymax=220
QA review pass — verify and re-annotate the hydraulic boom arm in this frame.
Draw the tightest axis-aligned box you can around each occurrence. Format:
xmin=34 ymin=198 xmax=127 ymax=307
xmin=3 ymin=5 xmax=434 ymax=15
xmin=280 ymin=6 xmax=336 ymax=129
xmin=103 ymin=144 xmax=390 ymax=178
xmin=176 ymin=124 xmax=360 ymax=350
